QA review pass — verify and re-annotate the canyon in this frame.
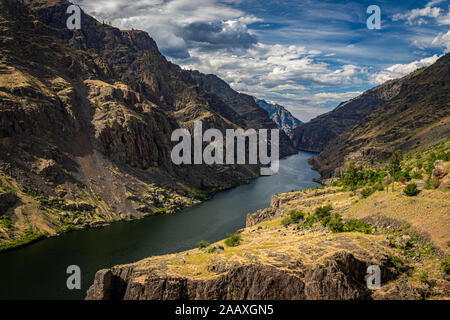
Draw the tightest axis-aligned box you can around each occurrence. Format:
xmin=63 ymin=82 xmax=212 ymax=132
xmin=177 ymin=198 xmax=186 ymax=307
xmin=0 ymin=0 xmax=294 ymax=249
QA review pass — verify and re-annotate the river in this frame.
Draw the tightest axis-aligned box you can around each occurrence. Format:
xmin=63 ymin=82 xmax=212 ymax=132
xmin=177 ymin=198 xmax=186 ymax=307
xmin=0 ymin=151 xmax=319 ymax=299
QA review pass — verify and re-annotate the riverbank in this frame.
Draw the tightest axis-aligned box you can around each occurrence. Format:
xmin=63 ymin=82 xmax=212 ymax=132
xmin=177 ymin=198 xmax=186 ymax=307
xmin=0 ymin=163 xmax=281 ymax=253
xmin=0 ymin=151 xmax=319 ymax=299
xmin=87 ymin=181 xmax=450 ymax=300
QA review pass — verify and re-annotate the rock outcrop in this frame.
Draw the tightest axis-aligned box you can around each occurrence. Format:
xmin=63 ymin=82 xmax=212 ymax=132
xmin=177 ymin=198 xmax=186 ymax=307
xmin=246 ymin=207 xmax=278 ymax=227
xmin=0 ymin=191 xmax=17 ymax=213
xmin=290 ymin=54 xmax=449 ymax=178
xmin=254 ymin=99 xmax=302 ymax=134
xmin=432 ymin=160 xmax=450 ymax=191
xmin=0 ymin=0 xmax=290 ymax=247
xmin=87 ymin=252 xmax=394 ymax=300
xmin=86 ymin=185 xmax=449 ymax=300
xmin=290 ymin=79 xmax=404 ymax=152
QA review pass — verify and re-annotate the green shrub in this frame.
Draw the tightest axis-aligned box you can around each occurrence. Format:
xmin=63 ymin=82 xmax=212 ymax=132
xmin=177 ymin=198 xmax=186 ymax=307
xmin=314 ymin=205 xmax=333 ymax=219
xmin=328 ymin=214 xmax=344 ymax=233
xmin=302 ymin=214 xmax=316 ymax=228
xmin=387 ymin=255 xmax=405 ymax=273
xmin=425 ymin=161 xmax=435 ymax=175
xmin=0 ymin=215 xmax=13 ymax=229
xmin=198 ymin=240 xmax=210 ymax=249
xmin=375 ymin=183 xmax=384 ymax=191
xmin=0 ymin=232 xmax=47 ymax=252
xmin=404 ymin=183 xmax=418 ymax=196
xmin=207 ymin=246 xmax=216 ymax=254
xmin=441 ymin=257 xmax=450 ymax=275
xmin=402 ymin=223 xmax=411 ymax=232
xmin=396 ymin=171 xmax=411 ymax=182
xmin=224 ymin=233 xmax=242 ymax=247
xmin=281 ymin=216 xmax=292 ymax=227
xmin=282 ymin=210 xmax=305 ymax=227
xmin=361 ymin=187 xmax=375 ymax=198
xmin=343 ymin=219 xmax=373 ymax=234
xmin=411 ymin=171 xmax=423 ymax=179
xmin=424 ymin=175 xmax=431 ymax=189
xmin=417 ymin=242 xmax=434 ymax=255
xmin=398 ymin=176 xmax=407 ymax=184
xmin=340 ymin=164 xmax=386 ymax=189
xmin=320 ymin=215 xmax=332 ymax=227
xmin=288 ymin=210 xmax=305 ymax=223
xmin=415 ymin=159 xmax=423 ymax=169
xmin=419 ymin=271 xmax=428 ymax=283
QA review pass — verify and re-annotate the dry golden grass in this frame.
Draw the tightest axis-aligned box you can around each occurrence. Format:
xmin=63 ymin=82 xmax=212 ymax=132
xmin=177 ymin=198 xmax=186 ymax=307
xmin=345 ymin=190 xmax=450 ymax=254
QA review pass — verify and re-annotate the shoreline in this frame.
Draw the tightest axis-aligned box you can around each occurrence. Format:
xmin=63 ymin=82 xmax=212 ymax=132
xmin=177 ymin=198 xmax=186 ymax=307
xmin=0 ymin=151 xmax=310 ymax=254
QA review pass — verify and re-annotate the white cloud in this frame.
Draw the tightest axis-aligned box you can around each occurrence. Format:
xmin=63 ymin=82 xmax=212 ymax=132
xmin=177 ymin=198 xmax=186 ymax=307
xmin=393 ymin=6 xmax=442 ymax=25
xmin=76 ymin=0 xmax=446 ymax=122
xmin=78 ymin=0 xmax=258 ymax=57
xmin=179 ymin=43 xmax=363 ymax=90
xmin=260 ymin=91 xmax=363 ymax=121
xmin=174 ymin=42 xmax=365 ymax=121
xmin=437 ymin=7 xmax=450 ymax=25
xmin=426 ymin=0 xmax=445 ymax=7
xmin=370 ymin=55 xmax=441 ymax=84
xmin=431 ymin=30 xmax=450 ymax=51
xmin=393 ymin=2 xmax=450 ymax=26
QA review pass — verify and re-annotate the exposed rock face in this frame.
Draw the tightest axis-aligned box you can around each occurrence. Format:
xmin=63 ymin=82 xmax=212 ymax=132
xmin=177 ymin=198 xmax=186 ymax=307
xmin=433 ymin=160 xmax=449 ymax=179
xmin=0 ymin=191 xmax=17 ymax=213
xmin=432 ymin=160 xmax=450 ymax=190
xmin=290 ymin=79 xmax=404 ymax=152
xmin=33 ymin=159 xmax=63 ymax=183
xmin=246 ymin=207 xmax=278 ymax=227
xmin=86 ymin=252 xmax=394 ymax=300
xmin=188 ymin=71 xmax=297 ymax=158
xmin=254 ymin=99 xmax=302 ymax=134
xmin=293 ymin=53 xmax=450 ymax=177
xmin=0 ymin=0 xmax=287 ymax=244
xmin=87 ymin=264 xmax=304 ymax=300
xmin=86 ymin=185 xmax=449 ymax=301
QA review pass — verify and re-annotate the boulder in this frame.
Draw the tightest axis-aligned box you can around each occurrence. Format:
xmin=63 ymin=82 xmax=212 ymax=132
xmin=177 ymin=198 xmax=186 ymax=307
xmin=34 ymin=159 xmax=63 ymax=183
xmin=432 ymin=160 xmax=449 ymax=179
xmin=432 ymin=160 xmax=450 ymax=191
xmin=0 ymin=191 xmax=18 ymax=213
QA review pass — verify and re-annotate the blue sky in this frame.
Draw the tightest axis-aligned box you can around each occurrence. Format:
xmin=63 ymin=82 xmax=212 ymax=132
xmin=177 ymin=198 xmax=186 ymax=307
xmin=76 ymin=0 xmax=450 ymax=121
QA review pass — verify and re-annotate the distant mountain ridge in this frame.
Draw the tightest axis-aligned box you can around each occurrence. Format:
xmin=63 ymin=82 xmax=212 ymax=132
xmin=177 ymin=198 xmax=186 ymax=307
xmin=254 ymin=99 xmax=302 ymax=134
xmin=188 ymin=71 xmax=296 ymax=155
xmin=290 ymin=79 xmax=405 ymax=153
xmin=0 ymin=0 xmax=294 ymax=247
xmin=290 ymin=53 xmax=450 ymax=178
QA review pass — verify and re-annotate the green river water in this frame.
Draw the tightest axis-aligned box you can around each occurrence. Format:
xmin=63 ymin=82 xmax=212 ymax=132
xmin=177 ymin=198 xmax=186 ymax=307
xmin=0 ymin=151 xmax=319 ymax=299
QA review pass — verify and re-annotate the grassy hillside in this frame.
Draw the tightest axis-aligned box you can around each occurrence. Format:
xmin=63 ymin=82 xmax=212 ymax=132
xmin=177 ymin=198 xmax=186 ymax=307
xmin=0 ymin=0 xmax=288 ymax=250
xmin=311 ymin=54 xmax=450 ymax=178
xmin=86 ymin=148 xmax=450 ymax=299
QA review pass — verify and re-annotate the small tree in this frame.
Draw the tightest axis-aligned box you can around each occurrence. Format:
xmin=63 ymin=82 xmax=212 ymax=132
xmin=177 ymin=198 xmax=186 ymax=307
xmin=404 ymin=183 xmax=418 ymax=196
xmin=342 ymin=162 xmax=360 ymax=188
xmin=198 ymin=240 xmax=210 ymax=249
xmin=441 ymin=257 xmax=450 ymax=275
xmin=224 ymin=233 xmax=242 ymax=247
xmin=388 ymin=151 xmax=402 ymax=191
xmin=328 ymin=214 xmax=344 ymax=233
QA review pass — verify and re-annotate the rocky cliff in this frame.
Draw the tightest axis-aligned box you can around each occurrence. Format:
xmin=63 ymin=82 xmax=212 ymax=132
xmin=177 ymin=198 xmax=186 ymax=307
xmin=290 ymin=78 xmax=405 ymax=153
xmin=255 ymin=99 xmax=302 ymax=134
xmin=312 ymin=54 xmax=450 ymax=178
xmin=87 ymin=180 xmax=450 ymax=300
xmin=0 ymin=0 xmax=290 ymax=249
xmin=188 ymin=71 xmax=296 ymax=158
xmin=290 ymin=53 xmax=449 ymax=178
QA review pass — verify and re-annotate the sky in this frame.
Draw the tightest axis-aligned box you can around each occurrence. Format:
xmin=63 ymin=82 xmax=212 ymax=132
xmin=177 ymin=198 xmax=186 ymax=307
xmin=74 ymin=0 xmax=450 ymax=121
